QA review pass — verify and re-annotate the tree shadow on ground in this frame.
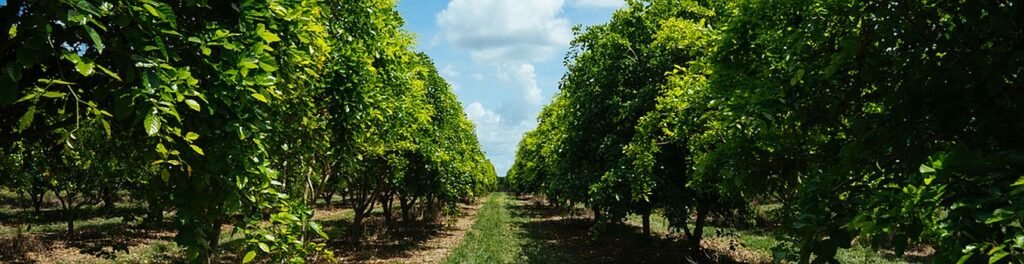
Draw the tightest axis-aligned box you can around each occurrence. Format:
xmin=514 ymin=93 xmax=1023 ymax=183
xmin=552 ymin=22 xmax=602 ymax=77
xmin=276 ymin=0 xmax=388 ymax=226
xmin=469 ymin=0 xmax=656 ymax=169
xmin=511 ymin=195 xmax=751 ymax=264
xmin=0 ymin=219 xmax=178 ymax=263
xmin=318 ymin=202 xmax=477 ymax=263
xmin=0 ymin=204 xmax=147 ymax=227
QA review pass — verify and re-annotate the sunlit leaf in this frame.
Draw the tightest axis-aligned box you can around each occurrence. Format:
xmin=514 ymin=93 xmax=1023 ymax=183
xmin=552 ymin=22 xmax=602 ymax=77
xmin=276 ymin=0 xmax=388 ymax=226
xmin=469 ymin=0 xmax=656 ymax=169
xmin=17 ymin=106 xmax=35 ymax=132
xmin=185 ymin=99 xmax=201 ymax=112
xmin=190 ymin=144 xmax=205 ymax=156
xmin=144 ymin=113 xmax=161 ymax=136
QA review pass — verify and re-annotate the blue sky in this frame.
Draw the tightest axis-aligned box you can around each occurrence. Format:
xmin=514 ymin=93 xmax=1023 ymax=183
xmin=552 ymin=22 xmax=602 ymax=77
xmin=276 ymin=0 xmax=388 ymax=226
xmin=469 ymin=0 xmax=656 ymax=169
xmin=397 ymin=0 xmax=622 ymax=175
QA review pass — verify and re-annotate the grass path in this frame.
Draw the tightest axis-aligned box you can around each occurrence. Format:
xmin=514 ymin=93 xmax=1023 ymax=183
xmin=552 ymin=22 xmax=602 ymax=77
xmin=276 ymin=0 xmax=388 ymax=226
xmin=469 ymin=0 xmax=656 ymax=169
xmin=444 ymin=193 xmax=697 ymax=263
xmin=443 ymin=192 xmax=524 ymax=264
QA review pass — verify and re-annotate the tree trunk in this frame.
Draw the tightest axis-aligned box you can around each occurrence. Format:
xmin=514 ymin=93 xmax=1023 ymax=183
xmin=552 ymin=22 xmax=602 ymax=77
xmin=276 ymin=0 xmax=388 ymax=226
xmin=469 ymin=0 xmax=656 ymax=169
xmin=199 ymin=218 xmax=224 ymax=264
xmin=209 ymin=219 xmax=224 ymax=253
xmin=340 ymin=190 xmax=347 ymax=207
xmin=101 ymin=187 xmax=116 ymax=212
xmin=31 ymin=194 xmax=42 ymax=215
xmin=423 ymin=194 xmax=436 ymax=222
xmin=400 ymin=195 xmax=417 ymax=223
xmin=592 ymin=205 xmax=602 ymax=222
xmin=350 ymin=208 xmax=366 ymax=243
xmin=30 ymin=189 xmax=44 ymax=216
xmin=322 ymin=191 xmax=334 ymax=209
xmin=52 ymin=190 xmax=73 ymax=236
xmin=642 ymin=212 xmax=652 ymax=240
xmin=382 ymin=192 xmax=394 ymax=228
xmin=690 ymin=203 xmax=709 ymax=252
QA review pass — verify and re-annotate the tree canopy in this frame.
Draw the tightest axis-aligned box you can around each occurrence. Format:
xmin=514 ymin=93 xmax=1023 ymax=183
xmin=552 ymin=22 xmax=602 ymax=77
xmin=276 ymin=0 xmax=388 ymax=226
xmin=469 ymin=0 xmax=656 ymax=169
xmin=1 ymin=0 xmax=496 ymax=262
xmin=509 ymin=0 xmax=1024 ymax=263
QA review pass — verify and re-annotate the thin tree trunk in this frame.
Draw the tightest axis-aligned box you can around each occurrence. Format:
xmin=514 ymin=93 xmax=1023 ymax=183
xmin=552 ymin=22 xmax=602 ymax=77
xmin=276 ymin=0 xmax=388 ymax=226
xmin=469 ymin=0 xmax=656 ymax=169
xmin=382 ymin=191 xmax=394 ymax=228
xmin=400 ymin=195 xmax=417 ymax=223
xmin=350 ymin=199 xmax=373 ymax=242
xmin=322 ymin=191 xmax=334 ymax=209
xmin=101 ymin=187 xmax=116 ymax=212
xmin=642 ymin=212 xmax=652 ymax=239
xmin=199 ymin=218 xmax=225 ymax=264
xmin=690 ymin=203 xmax=709 ymax=252
xmin=31 ymin=190 xmax=43 ymax=216
xmin=52 ymin=189 xmax=73 ymax=235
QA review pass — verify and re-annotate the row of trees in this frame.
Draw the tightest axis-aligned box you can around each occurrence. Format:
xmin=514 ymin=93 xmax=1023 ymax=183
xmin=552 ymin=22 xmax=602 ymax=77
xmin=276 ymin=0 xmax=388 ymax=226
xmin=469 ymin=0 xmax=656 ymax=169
xmin=0 ymin=0 xmax=495 ymax=262
xmin=508 ymin=0 xmax=1023 ymax=263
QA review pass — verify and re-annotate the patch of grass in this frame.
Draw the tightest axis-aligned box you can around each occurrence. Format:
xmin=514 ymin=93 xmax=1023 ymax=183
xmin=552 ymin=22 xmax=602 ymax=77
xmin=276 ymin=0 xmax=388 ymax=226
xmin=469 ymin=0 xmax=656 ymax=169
xmin=0 ymin=216 xmax=125 ymax=236
xmin=112 ymin=240 xmax=183 ymax=264
xmin=444 ymin=193 xmax=522 ymax=264
xmin=623 ymin=213 xmax=927 ymax=263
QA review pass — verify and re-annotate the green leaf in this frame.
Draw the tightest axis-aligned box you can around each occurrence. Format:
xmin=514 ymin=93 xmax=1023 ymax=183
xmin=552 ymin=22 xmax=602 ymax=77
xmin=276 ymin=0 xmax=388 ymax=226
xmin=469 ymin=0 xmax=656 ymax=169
xmin=259 ymin=62 xmax=278 ymax=72
xmin=190 ymin=144 xmax=205 ymax=156
xmin=84 ymin=26 xmax=105 ymax=53
xmin=985 ymin=209 xmax=1013 ymax=224
xmin=257 ymin=242 xmax=270 ymax=253
xmin=259 ymin=31 xmax=281 ymax=43
xmin=144 ymin=113 xmax=161 ymax=136
xmin=143 ymin=4 xmax=163 ymax=19
xmin=17 ymin=106 xmax=35 ymax=132
xmin=75 ymin=60 xmax=95 ymax=76
xmin=989 ymin=251 xmax=1008 ymax=264
xmin=242 ymin=251 xmax=256 ymax=263
xmin=96 ymin=65 xmax=122 ymax=81
xmin=184 ymin=99 xmax=201 ymax=112
xmin=42 ymin=91 xmax=66 ymax=98
xmin=957 ymin=252 xmax=974 ymax=264
xmin=161 ymin=169 xmax=170 ymax=182
xmin=251 ymin=93 xmax=268 ymax=103
xmin=1012 ymin=176 xmax=1024 ymax=187
xmin=919 ymin=164 xmax=935 ymax=174
xmin=8 ymin=24 xmax=15 ymax=38
xmin=101 ymin=119 xmax=111 ymax=138
xmin=15 ymin=93 xmax=36 ymax=103
xmin=239 ymin=59 xmax=258 ymax=69
xmin=185 ymin=132 xmax=199 ymax=141
xmin=309 ymin=222 xmax=328 ymax=238
xmin=155 ymin=143 xmax=167 ymax=154
xmin=37 ymin=79 xmax=75 ymax=85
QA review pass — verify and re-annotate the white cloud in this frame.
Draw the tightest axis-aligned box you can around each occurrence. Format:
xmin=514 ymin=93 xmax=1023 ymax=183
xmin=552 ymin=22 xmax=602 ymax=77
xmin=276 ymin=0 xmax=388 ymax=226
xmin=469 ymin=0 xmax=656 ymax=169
xmin=437 ymin=0 xmax=572 ymax=63
xmin=571 ymin=0 xmax=624 ymax=8
xmin=466 ymin=102 xmax=501 ymax=125
xmin=440 ymin=64 xmax=460 ymax=78
xmin=465 ymin=101 xmax=538 ymax=175
xmin=437 ymin=0 xmax=575 ymax=175
xmin=463 ymin=66 xmax=543 ymax=174
xmin=498 ymin=63 xmax=543 ymax=106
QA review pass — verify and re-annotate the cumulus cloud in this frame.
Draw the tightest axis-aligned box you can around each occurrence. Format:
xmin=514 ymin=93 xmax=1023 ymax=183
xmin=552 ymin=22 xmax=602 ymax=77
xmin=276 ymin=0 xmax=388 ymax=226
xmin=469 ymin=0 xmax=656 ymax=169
xmin=437 ymin=0 xmax=572 ymax=63
xmin=571 ymin=0 xmax=624 ymax=8
xmin=465 ymin=102 xmax=538 ymax=175
xmin=440 ymin=64 xmax=460 ymax=78
xmin=498 ymin=64 xmax=543 ymax=106
xmin=437 ymin=0 xmax=572 ymax=175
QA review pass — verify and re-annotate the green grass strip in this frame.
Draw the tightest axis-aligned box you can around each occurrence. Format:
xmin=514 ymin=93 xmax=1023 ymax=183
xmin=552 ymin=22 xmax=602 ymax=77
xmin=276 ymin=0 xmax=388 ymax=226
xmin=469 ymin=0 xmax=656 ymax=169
xmin=444 ymin=193 xmax=523 ymax=264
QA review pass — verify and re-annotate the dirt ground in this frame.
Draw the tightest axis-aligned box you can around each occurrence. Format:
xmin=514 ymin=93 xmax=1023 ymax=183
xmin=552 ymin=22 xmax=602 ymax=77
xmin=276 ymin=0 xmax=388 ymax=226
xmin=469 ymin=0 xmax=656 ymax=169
xmin=331 ymin=199 xmax=484 ymax=264
xmin=0 ymin=198 xmax=485 ymax=264
xmin=509 ymin=195 xmax=770 ymax=264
